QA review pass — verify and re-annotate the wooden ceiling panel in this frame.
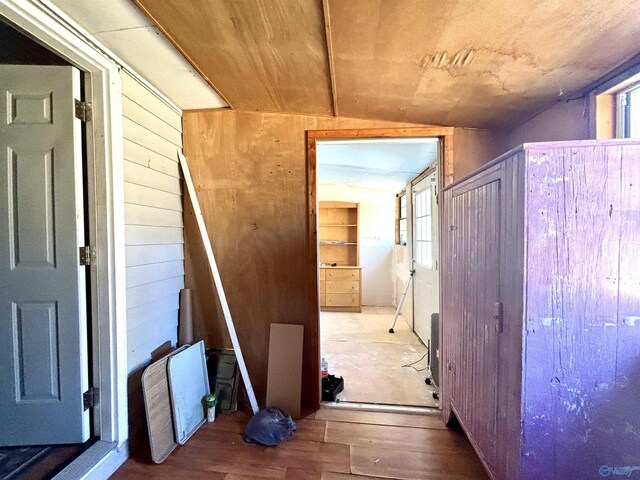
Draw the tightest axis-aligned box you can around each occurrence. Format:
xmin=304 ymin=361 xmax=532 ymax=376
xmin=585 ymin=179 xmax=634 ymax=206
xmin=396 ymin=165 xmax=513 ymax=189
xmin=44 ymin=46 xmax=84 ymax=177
xmin=133 ymin=0 xmax=640 ymax=128
xmin=329 ymin=0 xmax=640 ymax=128
xmin=133 ymin=0 xmax=334 ymax=115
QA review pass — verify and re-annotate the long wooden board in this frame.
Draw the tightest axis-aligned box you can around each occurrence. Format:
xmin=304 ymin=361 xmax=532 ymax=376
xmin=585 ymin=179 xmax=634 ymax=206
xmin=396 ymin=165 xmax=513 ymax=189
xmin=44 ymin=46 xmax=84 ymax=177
xmin=265 ymin=324 xmax=304 ymax=418
xmin=178 ymin=151 xmax=259 ymax=414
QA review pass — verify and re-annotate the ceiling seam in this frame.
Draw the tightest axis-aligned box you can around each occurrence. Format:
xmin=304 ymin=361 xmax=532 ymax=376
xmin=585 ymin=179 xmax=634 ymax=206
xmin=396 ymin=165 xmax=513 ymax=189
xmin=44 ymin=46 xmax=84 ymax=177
xmin=322 ymin=0 xmax=339 ymax=117
xmin=130 ymin=0 xmax=235 ymax=110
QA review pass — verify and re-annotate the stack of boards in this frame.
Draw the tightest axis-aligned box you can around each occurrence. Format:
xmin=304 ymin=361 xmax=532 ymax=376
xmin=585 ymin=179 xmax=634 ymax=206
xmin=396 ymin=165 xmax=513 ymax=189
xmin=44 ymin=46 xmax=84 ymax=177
xmin=142 ymin=341 xmax=210 ymax=463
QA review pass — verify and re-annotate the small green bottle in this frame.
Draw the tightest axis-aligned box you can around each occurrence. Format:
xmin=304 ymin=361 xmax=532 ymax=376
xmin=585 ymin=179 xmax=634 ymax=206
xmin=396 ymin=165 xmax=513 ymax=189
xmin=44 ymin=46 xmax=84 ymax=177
xmin=204 ymin=393 xmax=218 ymax=423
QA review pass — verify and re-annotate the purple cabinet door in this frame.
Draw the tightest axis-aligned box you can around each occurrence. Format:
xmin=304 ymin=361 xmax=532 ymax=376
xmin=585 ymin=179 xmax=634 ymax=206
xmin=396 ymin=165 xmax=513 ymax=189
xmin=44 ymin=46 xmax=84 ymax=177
xmin=448 ymin=164 xmax=503 ymax=472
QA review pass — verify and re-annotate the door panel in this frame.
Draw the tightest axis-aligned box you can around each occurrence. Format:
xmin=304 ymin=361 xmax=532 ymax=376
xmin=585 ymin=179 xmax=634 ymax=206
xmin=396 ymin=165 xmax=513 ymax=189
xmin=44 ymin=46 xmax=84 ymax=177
xmin=450 ymin=168 xmax=502 ymax=471
xmin=13 ymin=301 xmax=61 ymax=402
xmin=8 ymin=149 xmax=56 ymax=267
xmin=0 ymin=65 xmax=89 ymax=445
xmin=413 ymin=171 xmax=439 ymax=345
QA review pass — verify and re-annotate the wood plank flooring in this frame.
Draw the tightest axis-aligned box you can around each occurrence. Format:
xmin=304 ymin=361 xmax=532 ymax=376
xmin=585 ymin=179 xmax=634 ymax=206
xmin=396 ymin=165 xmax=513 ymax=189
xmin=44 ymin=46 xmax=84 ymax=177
xmin=111 ymin=408 xmax=489 ymax=480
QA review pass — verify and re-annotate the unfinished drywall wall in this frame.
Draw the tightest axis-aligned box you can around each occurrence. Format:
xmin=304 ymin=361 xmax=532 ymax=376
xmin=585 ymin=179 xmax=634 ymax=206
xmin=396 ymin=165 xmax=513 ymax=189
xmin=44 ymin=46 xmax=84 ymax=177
xmin=318 ymin=183 xmax=396 ymax=306
xmin=182 ymin=109 xmax=502 ymax=408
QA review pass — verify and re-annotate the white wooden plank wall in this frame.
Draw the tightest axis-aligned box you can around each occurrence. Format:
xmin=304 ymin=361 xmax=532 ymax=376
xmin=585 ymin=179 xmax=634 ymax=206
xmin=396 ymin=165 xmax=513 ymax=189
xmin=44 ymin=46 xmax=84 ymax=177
xmin=121 ymin=71 xmax=184 ymax=374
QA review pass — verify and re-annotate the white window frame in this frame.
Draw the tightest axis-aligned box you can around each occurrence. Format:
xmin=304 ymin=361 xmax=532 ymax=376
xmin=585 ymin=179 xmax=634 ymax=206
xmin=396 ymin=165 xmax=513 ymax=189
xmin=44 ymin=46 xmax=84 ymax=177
xmin=413 ymin=183 xmax=434 ymax=269
xmin=397 ymin=192 xmax=408 ymax=246
xmin=617 ymin=82 xmax=640 ymax=138
xmin=0 ymin=1 xmax=128 ymax=478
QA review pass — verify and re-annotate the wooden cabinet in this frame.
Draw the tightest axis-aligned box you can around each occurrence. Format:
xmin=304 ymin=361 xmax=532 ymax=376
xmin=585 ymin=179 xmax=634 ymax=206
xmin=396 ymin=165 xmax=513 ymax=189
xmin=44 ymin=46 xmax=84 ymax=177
xmin=319 ymin=201 xmax=359 ymax=266
xmin=319 ymin=201 xmax=362 ymax=312
xmin=319 ymin=267 xmax=361 ymax=312
xmin=441 ymin=140 xmax=640 ymax=480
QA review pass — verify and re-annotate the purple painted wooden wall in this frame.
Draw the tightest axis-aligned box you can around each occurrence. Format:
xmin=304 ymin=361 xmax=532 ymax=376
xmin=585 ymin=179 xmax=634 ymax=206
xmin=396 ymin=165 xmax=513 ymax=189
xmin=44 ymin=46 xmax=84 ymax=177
xmin=522 ymin=142 xmax=640 ymax=479
xmin=441 ymin=140 xmax=640 ymax=480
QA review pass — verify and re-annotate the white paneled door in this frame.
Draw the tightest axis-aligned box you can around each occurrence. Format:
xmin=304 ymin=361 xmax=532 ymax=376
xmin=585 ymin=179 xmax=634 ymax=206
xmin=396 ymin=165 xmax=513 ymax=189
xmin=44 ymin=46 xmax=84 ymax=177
xmin=0 ymin=65 xmax=90 ymax=445
xmin=413 ymin=170 xmax=439 ymax=345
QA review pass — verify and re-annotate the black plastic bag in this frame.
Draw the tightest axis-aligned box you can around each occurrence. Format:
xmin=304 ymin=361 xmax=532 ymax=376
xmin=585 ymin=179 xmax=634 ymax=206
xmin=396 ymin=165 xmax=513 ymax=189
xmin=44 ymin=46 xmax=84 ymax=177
xmin=243 ymin=406 xmax=296 ymax=446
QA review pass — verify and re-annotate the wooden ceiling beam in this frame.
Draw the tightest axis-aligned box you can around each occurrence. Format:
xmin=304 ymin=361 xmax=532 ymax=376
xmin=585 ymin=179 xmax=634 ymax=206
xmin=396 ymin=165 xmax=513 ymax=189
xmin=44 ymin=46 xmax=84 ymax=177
xmin=322 ymin=0 xmax=338 ymax=117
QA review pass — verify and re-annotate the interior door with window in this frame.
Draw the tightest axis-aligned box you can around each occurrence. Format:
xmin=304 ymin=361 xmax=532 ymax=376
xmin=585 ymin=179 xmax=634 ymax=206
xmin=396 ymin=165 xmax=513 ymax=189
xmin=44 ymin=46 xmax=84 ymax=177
xmin=413 ymin=170 xmax=439 ymax=345
xmin=0 ymin=65 xmax=90 ymax=445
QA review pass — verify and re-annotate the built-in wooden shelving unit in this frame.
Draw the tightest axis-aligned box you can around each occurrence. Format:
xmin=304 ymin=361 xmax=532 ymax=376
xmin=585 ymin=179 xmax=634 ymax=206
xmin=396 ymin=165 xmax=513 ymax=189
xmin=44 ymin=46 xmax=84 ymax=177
xmin=319 ymin=201 xmax=361 ymax=312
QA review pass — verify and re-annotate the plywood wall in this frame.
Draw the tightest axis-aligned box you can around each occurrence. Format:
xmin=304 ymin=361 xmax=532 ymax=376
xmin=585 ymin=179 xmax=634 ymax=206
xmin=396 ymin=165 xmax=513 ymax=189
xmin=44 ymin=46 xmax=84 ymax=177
xmin=507 ymin=98 xmax=590 ymax=148
xmin=452 ymin=127 xmax=509 ymax=181
xmin=182 ymin=109 xmax=502 ymax=408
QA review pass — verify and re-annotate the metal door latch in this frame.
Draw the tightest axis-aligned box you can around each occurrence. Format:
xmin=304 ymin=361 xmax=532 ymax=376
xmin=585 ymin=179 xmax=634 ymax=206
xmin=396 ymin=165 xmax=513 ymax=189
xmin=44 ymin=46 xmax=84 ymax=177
xmin=494 ymin=301 xmax=504 ymax=333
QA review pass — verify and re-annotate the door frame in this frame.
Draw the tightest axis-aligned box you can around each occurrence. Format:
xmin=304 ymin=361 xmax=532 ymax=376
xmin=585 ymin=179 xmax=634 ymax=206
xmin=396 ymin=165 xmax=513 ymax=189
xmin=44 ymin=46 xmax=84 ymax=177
xmin=0 ymin=1 xmax=128 ymax=478
xmin=306 ymin=127 xmax=454 ymax=408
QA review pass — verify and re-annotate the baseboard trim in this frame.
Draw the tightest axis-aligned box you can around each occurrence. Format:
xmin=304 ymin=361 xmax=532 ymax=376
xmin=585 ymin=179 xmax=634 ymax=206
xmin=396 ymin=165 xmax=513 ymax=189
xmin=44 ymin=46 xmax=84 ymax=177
xmin=52 ymin=440 xmax=128 ymax=480
xmin=320 ymin=400 xmax=440 ymax=416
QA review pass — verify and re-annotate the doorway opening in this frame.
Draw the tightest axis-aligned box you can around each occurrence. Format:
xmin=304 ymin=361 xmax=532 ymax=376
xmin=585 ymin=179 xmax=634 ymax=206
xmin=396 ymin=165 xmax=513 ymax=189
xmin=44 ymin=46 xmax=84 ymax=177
xmin=309 ymin=128 xmax=452 ymax=410
xmin=0 ymin=2 xmax=128 ymax=478
xmin=0 ymin=18 xmax=96 ymax=479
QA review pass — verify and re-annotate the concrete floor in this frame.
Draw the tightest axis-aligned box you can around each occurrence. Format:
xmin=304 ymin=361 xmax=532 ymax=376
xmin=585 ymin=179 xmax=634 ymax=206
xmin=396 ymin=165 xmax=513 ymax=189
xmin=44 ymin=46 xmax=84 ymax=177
xmin=321 ymin=307 xmax=439 ymax=407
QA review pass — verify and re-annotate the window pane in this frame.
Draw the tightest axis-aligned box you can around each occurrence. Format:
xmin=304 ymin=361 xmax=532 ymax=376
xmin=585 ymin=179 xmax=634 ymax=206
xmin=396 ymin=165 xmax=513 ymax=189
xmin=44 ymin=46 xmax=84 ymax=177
xmin=397 ymin=193 xmax=407 ymax=246
xmin=399 ymin=218 xmax=407 ymax=245
xmin=630 ymin=87 xmax=640 ymax=138
xmin=414 ymin=185 xmax=435 ymax=268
